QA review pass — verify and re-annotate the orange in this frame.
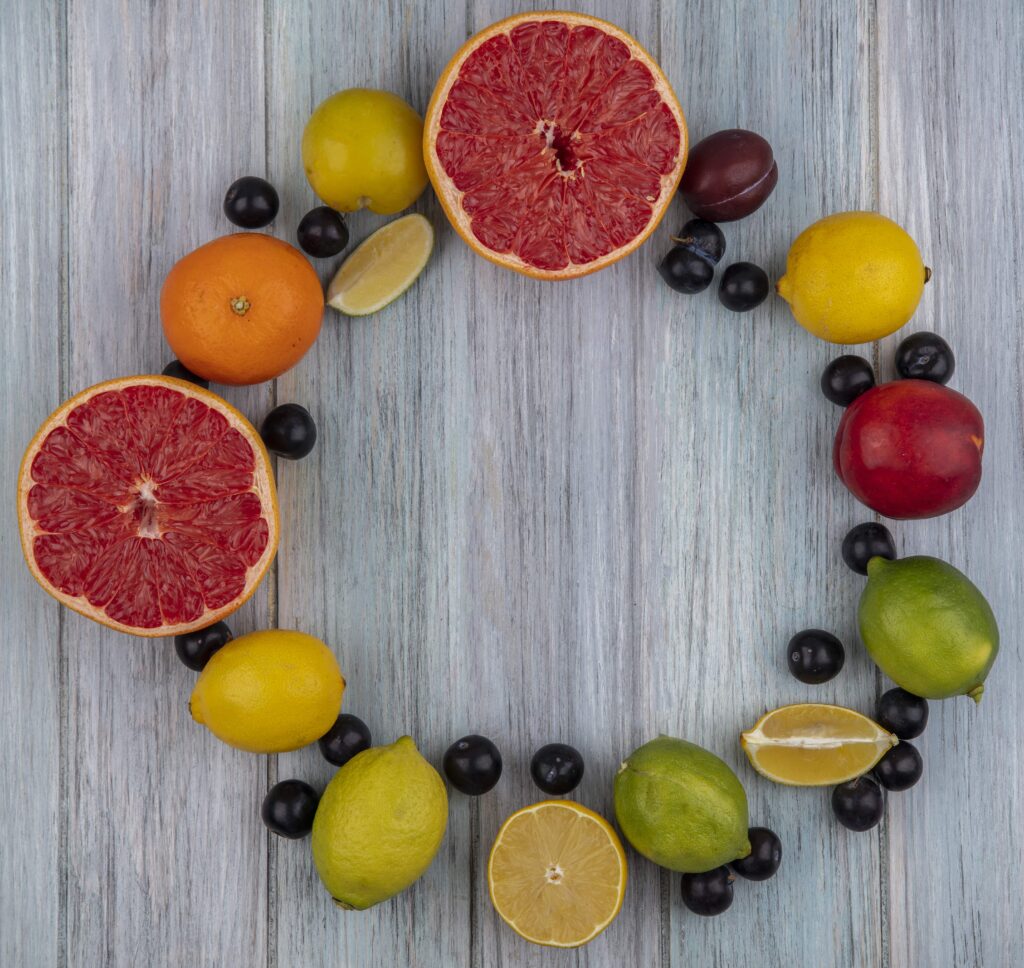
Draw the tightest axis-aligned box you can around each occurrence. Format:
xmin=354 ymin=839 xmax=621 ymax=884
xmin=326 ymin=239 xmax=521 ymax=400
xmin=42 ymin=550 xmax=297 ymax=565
xmin=160 ymin=233 xmax=324 ymax=385
xmin=424 ymin=12 xmax=687 ymax=280
xmin=17 ymin=375 xmax=278 ymax=637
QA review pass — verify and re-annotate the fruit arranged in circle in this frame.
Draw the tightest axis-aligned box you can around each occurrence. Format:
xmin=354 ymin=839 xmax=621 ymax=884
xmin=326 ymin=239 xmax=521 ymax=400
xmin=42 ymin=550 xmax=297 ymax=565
xmin=858 ymin=555 xmax=998 ymax=702
xmin=423 ymin=12 xmax=688 ymax=279
xmin=786 ymin=629 xmax=845 ymax=684
xmin=531 ymin=743 xmax=585 ymax=795
xmin=894 ymin=331 xmax=955 ymax=384
xmin=873 ymin=742 xmax=923 ymax=792
xmin=189 ymin=629 xmax=344 ymax=753
xmin=260 ymin=404 xmax=317 ymax=460
xmin=261 ymin=779 xmax=319 ymax=839
xmin=875 ymin=688 xmax=928 ymax=740
xmin=174 ymin=621 xmax=233 ymax=671
xmin=614 ymin=735 xmax=750 ymax=873
xmin=841 ymin=521 xmax=896 ymax=576
xmin=680 ymin=866 xmax=734 ymax=916
xmin=223 ymin=176 xmax=279 ymax=229
xmin=831 ymin=776 xmax=884 ymax=832
xmin=729 ymin=827 xmax=782 ymax=881
xmin=679 ymin=129 xmax=777 ymax=222
xmin=673 ymin=218 xmax=726 ymax=265
xmin=326 ymin=214 xmax=434 ymax=317
xmin=160 ymin=233 xmax=324 ymax=386
xmin=658 ymin=245 xmax=714 ymax=293
xmin=317 ymin=713 xmax=372 ymax=767
xmin=718 ymin=261 xmax=769 ymax=312
xmin=297 ymin=206 xmax=349 ymax=259
xmin=443 ymin=734 xmax=503 ymax=796
xmin=777 ymin=212 xmax=927 ymax=344
xmin=311 ymin=736 xmax=448 ymax=910
xmin=17 ymin=376 xmax=278 ymax=636
xmin=162 ymin=359 xmax=209 ymax=388
xmin=302 ymin=88 xmax=428 ymax=215
xmin=488 ymin=800 xmax=626 ymax=948
xmin=821 ymin=355 xmax=875 ymax=407
xmin=740 ymin=704 xmax=897 ymax=787
xmin=833 ymin=380 xmax=984 ymax=519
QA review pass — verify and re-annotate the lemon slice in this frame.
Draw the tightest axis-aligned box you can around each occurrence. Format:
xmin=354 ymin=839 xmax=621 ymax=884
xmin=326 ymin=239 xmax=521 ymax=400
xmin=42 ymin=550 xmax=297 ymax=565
xmin=740 ymin=703 xmax=898 ymax=786
xmin=326 ymin=213 xmax=433 ymax=316
xmin=488 ymin=800 xmax=627 ymax=948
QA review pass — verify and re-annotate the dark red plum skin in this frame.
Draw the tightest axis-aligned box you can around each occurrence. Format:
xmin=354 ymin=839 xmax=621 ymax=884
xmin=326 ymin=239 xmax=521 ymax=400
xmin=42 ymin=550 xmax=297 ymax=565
xmin=679 ymin=129 xmax=778 ymax=222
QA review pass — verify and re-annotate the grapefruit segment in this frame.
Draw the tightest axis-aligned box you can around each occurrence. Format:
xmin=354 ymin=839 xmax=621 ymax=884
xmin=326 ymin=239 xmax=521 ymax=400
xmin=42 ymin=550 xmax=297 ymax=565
xmin=424 ymin=12 xmax=687 ymax=279
xmin=18 ymin=376 xmax=278 ymax=636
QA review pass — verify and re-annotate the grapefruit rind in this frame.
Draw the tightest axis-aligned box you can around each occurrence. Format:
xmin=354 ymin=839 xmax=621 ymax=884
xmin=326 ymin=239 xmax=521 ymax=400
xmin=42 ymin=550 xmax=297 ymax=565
xmin=17 ymin=375 xmax=279 ymax=637
xmin=423 ymin=11 xmax=688 ymax=280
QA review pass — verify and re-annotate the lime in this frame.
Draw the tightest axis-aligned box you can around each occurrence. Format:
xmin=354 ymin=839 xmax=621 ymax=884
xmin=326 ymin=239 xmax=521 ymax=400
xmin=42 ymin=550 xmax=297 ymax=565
xmin=859 ymin=555 xmax=999 ymax=702
xmin=189 ymin=630 xmax=344 ymax=753
xmin=302 ymin=88 xmax=427 ymax=215
xmin=613 ymin=736 xmax=750 ymax=874
xmin=311 ymin=736 xmax=448 ymax=909
xmin=326 ymin=214 xmax=433 ymax=316
xmin=776 ymin=211 xmax=927 ymax=344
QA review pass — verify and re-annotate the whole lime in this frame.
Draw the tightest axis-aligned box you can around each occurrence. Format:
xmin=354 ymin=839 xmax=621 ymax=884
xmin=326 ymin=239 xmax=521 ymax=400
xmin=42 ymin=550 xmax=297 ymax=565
xmin=613 ymin=736 xmax=750 ymax=874
xmin=311 ymin=736 xmax=448 ymax=909
xmin=859 ymin=555 xmax=998 ymax=702
xmin=302 ymin=88 xmax=427 ymax=215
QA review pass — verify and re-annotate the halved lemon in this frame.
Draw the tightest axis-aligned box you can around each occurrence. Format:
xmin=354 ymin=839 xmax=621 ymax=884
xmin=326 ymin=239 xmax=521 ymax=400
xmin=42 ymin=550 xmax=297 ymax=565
xmin=487 ymin=800 xmax=627 ymax=948
xmin=740 ymin=703 xmax=898 ymax=786
xmin=326 ymin=213 xmax=433 ymax=316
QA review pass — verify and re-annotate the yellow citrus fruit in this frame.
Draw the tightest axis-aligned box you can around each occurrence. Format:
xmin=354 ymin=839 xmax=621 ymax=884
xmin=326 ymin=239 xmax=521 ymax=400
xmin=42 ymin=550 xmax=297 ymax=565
xmin=776 ymin=211 xmax=928 ymax=344
xmin=302 ymin=88 xmax=428 ymax=215
xmin=311 ymin=736 xmax=448 ymax=910
xmin=488 ymin=800 xmax=626 ymax=948
xmin=189 ymin=629 xmax=344 ymax=753
xmin=740 ymin=703 xmax=898 ymax=786
xmin=326 ymin=214 xmax=434 ymax=316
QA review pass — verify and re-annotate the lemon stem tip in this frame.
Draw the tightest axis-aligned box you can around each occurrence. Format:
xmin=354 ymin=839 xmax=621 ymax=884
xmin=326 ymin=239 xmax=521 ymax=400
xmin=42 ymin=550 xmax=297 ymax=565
xmin=924 ymin=266 xmax=932 ymax=283
xmin=967 ymin=685 xmax=984 ymax=704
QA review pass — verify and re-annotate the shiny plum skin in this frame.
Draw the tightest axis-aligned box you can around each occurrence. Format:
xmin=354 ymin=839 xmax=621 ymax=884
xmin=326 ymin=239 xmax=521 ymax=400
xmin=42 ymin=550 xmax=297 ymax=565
xmin=679 ymin=129 xmax=778 ymax=222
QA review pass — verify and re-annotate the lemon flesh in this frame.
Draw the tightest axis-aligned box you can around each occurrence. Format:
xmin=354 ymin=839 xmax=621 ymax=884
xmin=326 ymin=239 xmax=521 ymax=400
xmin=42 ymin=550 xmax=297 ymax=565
xmin=488 ymin=800 xmax=626 ymax=949
xmin=859 ymin=555 xmax=999 ymax=702
xmin=777 ymin=211 xmax=926 ymax=344
xmin=613 ymin=736 xmax=750 ymax=874
xmin=326 ymin=214 xmax=434 ymax=317
xmin=302 ymin=88 xmax=427 ymax=215
xmin=311 ymin=736 xmax=448 ymax=910
xmin=189 ymin=629 xmax=344 ymax=753
xmin=741 ymin=703 xmax=897 ymax=786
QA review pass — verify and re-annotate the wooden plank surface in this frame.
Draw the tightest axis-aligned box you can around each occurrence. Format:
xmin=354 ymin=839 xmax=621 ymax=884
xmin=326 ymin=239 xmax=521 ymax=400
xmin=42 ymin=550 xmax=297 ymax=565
xmin=2 ymin=1 xmax=1023 ymax=966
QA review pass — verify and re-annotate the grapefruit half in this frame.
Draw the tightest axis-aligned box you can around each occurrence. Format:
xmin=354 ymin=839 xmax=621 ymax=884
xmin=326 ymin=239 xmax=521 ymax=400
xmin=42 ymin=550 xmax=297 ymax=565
xmin=423 ymin=11 xmax=687 ymax=280
xmin=17 ymin=376 xmax=279 ymax=637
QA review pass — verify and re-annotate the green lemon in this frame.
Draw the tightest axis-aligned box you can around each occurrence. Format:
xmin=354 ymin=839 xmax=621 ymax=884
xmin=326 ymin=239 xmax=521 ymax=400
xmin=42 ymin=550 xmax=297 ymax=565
xmin=859 ymin=556 xmax=999 ymax=702
xmin=311 ymin=736 xmax=448 ymax=909
xmin=613 ymin=736 xmax=750 ymax=874
xmin=189 ymin=630 xmax=344 ymax=753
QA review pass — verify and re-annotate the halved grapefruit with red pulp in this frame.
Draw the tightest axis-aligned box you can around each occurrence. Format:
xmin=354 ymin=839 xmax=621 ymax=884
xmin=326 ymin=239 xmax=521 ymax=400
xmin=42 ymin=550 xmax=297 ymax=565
xmin=17 ymin=376 xmax=278 ymax=636
xmin=424 ymin=11 xmax=687 ymax=279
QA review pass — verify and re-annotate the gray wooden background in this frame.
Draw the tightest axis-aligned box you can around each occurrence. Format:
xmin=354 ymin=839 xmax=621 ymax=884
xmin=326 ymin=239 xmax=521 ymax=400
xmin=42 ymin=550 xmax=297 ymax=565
xmin=2 ymin=1 xmax=1022 ymax=966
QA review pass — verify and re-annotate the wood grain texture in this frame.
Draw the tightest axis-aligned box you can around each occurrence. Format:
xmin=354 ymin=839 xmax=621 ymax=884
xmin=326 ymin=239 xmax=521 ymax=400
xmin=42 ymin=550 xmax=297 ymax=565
xmin=2 ymin=0 xmax=1024 ymax=966
xmin=0 ymin=1 xmax=64 ymax=965
xmin=877 ymin=2 xmax=1024 ymax=966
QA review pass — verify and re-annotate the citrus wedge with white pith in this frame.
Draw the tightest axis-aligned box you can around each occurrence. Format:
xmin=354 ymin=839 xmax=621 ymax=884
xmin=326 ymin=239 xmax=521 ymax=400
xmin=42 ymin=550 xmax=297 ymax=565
xmin=326 ymin=213 xmax=433 ymax=316
xmin=488 ymin=800 xmax=627 ymax=948
xmin=740 ymin=703 xmax=898 ymax=787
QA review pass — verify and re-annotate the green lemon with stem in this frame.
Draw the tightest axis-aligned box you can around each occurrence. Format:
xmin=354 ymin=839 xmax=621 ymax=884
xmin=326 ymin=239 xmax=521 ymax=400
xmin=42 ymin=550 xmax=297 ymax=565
xmin=858 ymin=555 xmax=999 ymax=703
xmin=613 ymin=736 xmax=750 ymax=874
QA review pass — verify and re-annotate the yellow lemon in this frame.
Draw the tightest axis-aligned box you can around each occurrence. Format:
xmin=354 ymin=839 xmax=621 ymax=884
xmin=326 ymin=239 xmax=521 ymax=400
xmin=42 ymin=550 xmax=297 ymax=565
xmin=189 ymin=629 xmax=344 ymax=753
xmin=302 ymin=88 xmax=428 ymax=215
xmin=311 ymin=736 xmax=448 ymax=909
xmin=776 ymin=211 xmax=929 ymax=344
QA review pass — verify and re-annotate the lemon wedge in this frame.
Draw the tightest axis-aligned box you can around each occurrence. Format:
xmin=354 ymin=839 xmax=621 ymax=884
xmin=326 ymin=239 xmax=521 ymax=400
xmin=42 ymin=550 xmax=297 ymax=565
xmin=740 ymin=703 xmax=898 ymax=786
xmin=326 ymin=212 xmax=433 ymax=316
xmin=488 ymin=800 xmax=627 ymax=948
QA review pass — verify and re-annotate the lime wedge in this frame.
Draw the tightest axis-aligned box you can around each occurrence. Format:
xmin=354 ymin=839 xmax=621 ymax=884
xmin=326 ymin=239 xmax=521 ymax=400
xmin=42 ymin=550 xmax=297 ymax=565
xmin=326 ymin=213 xmax=433 ymax=316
